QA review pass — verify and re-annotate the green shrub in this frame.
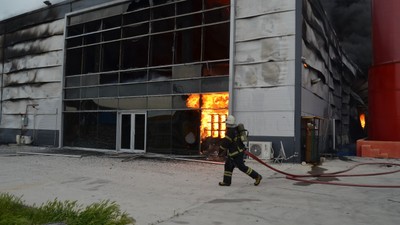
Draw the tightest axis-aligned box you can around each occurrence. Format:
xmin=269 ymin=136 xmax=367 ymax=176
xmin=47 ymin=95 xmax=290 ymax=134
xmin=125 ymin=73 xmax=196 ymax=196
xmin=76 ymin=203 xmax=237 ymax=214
xmin=0 ymin=193 xmax=135 ymax=225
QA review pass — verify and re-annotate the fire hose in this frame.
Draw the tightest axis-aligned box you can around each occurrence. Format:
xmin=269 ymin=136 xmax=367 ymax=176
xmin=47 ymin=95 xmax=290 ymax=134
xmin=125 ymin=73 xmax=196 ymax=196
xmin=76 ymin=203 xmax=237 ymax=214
xmin=244 ymin=150 xmax=400 ymax=188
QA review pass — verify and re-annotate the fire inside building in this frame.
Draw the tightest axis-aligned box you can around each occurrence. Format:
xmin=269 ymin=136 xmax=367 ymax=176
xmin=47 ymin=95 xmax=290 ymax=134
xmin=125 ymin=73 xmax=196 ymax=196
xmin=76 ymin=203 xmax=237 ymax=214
xmin=1 ymin=0 xmax=396 ymax=162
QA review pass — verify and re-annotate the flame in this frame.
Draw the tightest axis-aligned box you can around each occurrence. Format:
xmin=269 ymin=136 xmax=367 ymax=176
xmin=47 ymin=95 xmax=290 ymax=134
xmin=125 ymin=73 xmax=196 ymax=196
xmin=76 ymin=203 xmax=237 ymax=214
xmin=186 ymin=93 xmax=229 ymax=140
xmin=186 ymin=94 xmax=200 ymax=108
xmin=359 ymin=113 xmax=366 ymax=129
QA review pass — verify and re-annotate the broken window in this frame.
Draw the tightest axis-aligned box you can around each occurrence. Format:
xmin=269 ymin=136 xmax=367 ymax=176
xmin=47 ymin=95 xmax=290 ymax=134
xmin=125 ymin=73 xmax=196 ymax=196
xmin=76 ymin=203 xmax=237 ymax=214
xmin=148 ymin=67 xmax=172 ymax=81
xmin=201 ymin=77 xmax=229 ymax=93
xmin=203 ymin=24 xmax=230 ymax=61
xmin=103 ymin=30 xmax=121 ymax=41
xmin=64 ymin=0 xmax=231 ymax=151
xmin=148 ymin=81 xmax=172 ymax=95
xmin=172 ymin=79 xmax=200 ymax=94
xmin=64 ymin=101 xmax=80 ymax=111
xmin=119 ymin=83 xmax=147 ymax=96
xmin=83 ymin=45 xmax=100 ymax=73
xmin=122 ymin=23 xmax=149 ymax=38
xmin=100 ymin=73 xmax=118 ymax=84
xmin=103 ymin=15 xmax=121 ymax=30
xmin=81 ymin=99 xmax=99 ymax=110
xmin=147 ymin=110 xmax=172 ymax=154
xmin=65 ymin=49 xmax=82 ymax=76
xmin=67 ymin=24 xmax=83 ymax=36
xmin=101 ymin=41 xmax=120 ymax=71
xmin=174 ymin=28 xmax=202 ymax=64
xmin=149 ymin=32 xmax=173 ymax=66
xmin=121 ymin=37 xmax=149 ymax=69
xmin=67 ymin=37 xmax=82 ymax=48
xmin=120 ymin=70 xmax=148 ymax=83
xmin=172 ymin=110 xmax=201 ymax=154
xmin=85 ymin=20 xmax=101 ymax=33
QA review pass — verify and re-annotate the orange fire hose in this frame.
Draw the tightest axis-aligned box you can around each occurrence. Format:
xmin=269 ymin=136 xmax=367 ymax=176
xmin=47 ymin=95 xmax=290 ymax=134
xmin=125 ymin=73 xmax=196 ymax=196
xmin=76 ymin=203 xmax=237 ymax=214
xmin=244 ymin=150 xmax=400 ymax=188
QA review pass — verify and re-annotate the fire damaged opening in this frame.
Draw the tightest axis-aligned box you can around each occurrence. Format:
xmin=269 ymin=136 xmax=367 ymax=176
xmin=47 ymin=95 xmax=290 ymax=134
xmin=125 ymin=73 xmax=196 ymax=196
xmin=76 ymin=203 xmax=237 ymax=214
xmin=186 ymin=93 xmax=229 ymax=158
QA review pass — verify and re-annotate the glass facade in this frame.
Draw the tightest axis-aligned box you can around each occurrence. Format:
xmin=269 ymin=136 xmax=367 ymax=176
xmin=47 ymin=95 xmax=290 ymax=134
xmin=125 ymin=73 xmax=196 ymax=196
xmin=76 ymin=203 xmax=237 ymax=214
xmin=63 ymin=0 xmax=230 ymax=154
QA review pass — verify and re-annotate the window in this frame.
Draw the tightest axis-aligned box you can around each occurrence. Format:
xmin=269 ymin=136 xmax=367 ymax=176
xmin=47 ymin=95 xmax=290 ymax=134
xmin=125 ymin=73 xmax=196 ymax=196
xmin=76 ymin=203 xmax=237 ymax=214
xmin=64 ymin=0 xmax=231 ymax=151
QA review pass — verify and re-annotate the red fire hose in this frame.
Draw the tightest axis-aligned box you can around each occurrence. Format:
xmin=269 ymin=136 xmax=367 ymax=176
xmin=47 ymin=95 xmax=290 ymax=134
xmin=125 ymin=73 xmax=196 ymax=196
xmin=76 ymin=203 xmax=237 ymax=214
xmin=244 ymin=151 xmax=400 ymax=188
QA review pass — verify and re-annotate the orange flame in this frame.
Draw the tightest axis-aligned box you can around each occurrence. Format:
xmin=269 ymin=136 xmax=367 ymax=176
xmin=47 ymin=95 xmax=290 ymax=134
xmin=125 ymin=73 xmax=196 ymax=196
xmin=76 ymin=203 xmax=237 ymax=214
xmin=186 ymin=93 xmax=229 ymax=140
xmin=360 ymin=113 xmax=366 ymax=129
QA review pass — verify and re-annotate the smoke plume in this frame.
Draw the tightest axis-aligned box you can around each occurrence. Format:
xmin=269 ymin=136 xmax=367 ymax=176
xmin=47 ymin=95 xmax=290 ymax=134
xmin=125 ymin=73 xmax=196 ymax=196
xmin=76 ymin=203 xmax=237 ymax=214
xmin=320 ymin=0 xmax=372 ymax=77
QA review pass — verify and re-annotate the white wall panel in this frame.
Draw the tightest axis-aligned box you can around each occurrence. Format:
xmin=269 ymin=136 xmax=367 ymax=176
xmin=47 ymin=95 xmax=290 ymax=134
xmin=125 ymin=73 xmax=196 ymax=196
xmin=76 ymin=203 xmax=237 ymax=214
xmin=2 ymin=83 xmax=61 ymax=100
xmin=8 ymin=19 xmax=64 ymax=39
xmin=236 ymin=0 xmax=295 ymax=19
xmin=236 ymin=11 xmax=295 ymax=42
xmin=2 ymin=98 xmax=60 ymax=115
xmin=234 ymin=4 xmax=296 ymax=139
xmin=235 ymin=111 xmax=295 ymax=137
xmin=1 ymin=113 xmax=59 ymax=130
xmin=7 ymin=35 xmax=64 ymax=56
xmin=236 ymin=36 xmax=295 ymax=64
xmin=235 ymin=60 xmax=295 ymax=87
xmin=3 ymin=51 xmax=63 ymax=73
xmin=234 ymin=87 xmax=294 ymax=112
xmin=4 ymin=67 xmax=62 ymax=85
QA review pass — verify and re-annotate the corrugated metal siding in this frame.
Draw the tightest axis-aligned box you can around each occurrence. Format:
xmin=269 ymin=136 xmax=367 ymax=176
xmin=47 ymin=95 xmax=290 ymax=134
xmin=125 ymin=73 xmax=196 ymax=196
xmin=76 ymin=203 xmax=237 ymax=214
xmin=301 ymin=0 xmax=360 ymax=147
xmin=234 ymin=0 xmax=296 ymax=137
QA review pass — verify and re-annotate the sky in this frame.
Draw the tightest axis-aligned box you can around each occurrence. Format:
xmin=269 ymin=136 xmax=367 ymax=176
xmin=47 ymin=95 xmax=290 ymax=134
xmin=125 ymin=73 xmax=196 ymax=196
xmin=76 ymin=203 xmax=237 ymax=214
xmin=0 ymin=0 xmax=65 ymax=21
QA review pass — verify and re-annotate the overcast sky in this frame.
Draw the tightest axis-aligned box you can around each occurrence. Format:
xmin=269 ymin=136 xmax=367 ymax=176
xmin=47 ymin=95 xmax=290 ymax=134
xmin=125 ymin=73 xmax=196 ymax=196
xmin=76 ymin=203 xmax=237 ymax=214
xmin=0 ymin=0 xmax=65 ymax=21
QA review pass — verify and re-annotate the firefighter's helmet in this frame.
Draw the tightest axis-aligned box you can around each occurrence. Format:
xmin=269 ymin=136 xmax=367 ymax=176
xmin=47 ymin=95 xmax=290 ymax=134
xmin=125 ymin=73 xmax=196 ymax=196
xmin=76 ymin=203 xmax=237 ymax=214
xmin=225 ymin=115 xmax=236 ymax=127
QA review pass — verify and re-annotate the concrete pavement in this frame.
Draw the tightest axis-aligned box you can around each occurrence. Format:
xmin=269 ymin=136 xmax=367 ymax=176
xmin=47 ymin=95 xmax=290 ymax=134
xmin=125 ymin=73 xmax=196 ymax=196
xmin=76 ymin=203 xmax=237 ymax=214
xmin=1 ymin=145 xmax=399 ymax=225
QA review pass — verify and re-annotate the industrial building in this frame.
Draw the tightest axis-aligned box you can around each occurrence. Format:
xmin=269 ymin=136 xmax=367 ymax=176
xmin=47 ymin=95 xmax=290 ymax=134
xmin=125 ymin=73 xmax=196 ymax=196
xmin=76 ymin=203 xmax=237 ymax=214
xmin=0 ymin=0 xmax=367 ymax=163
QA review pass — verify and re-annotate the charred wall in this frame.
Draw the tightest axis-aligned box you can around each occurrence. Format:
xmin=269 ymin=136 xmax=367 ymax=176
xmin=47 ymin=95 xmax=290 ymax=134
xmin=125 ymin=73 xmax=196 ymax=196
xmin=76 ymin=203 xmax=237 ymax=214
xmin=301 ymin=0 xmax=363 ymax=152
xmin=0 ymin=0 xmax=117 ymax=146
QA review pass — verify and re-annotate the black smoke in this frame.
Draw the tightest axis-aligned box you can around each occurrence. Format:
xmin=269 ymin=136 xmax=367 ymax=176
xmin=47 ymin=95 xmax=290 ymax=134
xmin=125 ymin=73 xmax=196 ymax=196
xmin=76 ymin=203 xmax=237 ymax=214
xmin=320 ymin=0 xmax=372 ymax=77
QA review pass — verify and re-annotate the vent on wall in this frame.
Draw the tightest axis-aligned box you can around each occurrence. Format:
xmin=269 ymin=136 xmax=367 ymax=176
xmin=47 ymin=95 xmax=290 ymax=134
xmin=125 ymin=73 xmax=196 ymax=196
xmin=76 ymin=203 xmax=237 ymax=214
xmin=248 ymin=141 xmax=273 ymax=160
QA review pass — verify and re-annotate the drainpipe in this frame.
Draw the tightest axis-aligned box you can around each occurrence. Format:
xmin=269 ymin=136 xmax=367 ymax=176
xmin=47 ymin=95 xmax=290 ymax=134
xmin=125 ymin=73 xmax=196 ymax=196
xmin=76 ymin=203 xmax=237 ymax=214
xmin=294 ymin=0 xmax=303 ymax=162
xmin=228 ymin=0 xmax=236 ymax=115
xmin=0 ymin=26 xmax=4 ymax=125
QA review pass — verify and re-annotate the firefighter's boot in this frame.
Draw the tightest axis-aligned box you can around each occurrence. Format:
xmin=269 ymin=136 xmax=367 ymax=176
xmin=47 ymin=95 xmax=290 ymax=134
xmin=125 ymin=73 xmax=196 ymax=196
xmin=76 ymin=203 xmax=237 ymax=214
xmin=219 ymin=171 xmax=232 ymax=186
xmin=254 ymin=175 xmax=262 ymax=186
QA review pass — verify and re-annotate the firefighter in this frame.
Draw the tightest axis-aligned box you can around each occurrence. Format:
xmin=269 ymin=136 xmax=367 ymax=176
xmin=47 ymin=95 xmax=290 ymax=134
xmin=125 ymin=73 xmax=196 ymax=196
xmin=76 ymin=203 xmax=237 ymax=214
xmin=218 ymin=115 xmax=262 ymax=186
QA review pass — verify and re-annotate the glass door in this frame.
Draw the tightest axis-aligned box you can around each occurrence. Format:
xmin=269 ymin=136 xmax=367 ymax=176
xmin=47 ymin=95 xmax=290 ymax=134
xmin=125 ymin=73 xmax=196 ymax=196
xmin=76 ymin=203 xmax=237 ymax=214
xmin=120 ymin=112 xmax=146 ymax=152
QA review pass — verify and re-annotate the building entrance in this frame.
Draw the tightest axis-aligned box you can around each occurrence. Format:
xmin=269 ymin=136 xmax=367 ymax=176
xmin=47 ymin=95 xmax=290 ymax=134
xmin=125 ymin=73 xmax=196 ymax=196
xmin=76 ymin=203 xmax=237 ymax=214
xmin=119 ymin=112 xmax=146 ymax=152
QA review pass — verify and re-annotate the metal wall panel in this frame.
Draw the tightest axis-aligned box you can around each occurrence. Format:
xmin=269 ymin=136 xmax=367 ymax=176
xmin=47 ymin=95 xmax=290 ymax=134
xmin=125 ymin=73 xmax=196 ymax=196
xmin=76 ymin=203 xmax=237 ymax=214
xmin=236 ymin=0 xmax=295 ymax=19
xmin=4 ymin=67 xmax=62 ymax=86
xmin=235 ymin=60 xmax=295 ymax=88
xmin=4 ymin=51 xmax=63 ymax=73
xmin=234 ymin=0 xmax=296 ymax=138
xmin=236 ymin=111 xmax=294 ymax=137
xmin=301 ymin=0 xmax=362 ymax=150
xmin=3 ymin=83 xmax=61 ymax=101
xmin=235 ymin=87 xmax=294 ymax=112
xmin=236 ymin=36 xmax=295 ymax=64
xmin=236 ymin=11 xmax=295 ymax=42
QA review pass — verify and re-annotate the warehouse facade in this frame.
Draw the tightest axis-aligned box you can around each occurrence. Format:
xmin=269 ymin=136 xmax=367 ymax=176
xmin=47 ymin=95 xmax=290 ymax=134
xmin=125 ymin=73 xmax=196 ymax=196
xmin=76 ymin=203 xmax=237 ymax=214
xmin=0 ymin=0 xmax=362 ymax=162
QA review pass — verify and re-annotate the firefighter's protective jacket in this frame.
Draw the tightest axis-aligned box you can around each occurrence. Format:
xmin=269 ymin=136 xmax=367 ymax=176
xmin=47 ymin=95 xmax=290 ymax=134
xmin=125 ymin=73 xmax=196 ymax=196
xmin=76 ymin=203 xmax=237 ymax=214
xmin=220 ymin=127 xmax=245 ymax=158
